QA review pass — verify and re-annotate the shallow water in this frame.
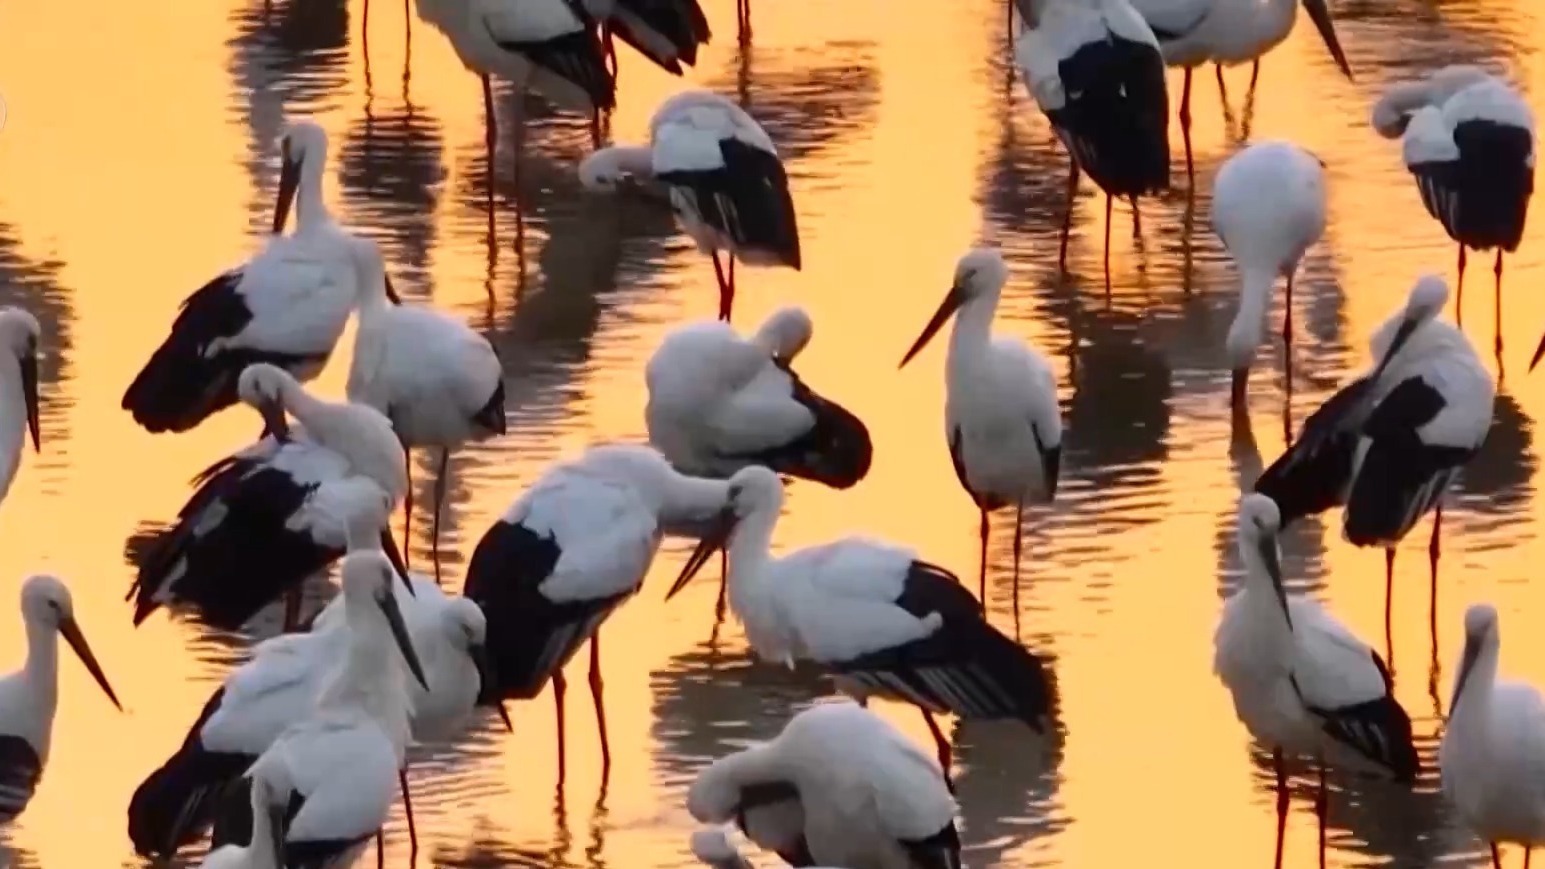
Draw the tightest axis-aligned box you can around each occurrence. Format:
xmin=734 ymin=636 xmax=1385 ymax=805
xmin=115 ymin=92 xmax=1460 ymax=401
xmin=0 ymin=0 xmax=1542 ymax=865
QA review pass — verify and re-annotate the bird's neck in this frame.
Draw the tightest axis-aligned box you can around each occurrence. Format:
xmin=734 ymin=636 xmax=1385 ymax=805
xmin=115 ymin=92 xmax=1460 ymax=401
xmin=247 ymin=797 xmax=279 ymax=865
xmin=945 ymin=295 xmax=999 ymax=372
xmin=1448 ymin=641 xmax=1499 ymax=732
xmin=0 ymin=360 xmax=26 ymax=504
xmin=606 ymin=145 xmax=655 ymax=179
xmin=293 ymin=156 xmax=332 ymax=233
xmin=726 ymin=504 xmax=781 ymax=613
xmin=1237 ymin=540 xmax=1295 ymax=644
xmin=659 ymin=476 xmax=733 ymax=526
xmin=21 ymin=619 xmax=58 ymax=707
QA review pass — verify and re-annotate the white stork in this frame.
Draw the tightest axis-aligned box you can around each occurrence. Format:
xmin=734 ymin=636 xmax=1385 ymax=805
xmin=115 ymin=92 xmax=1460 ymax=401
xmin=194 ymin=759 xmax=287 ymax=869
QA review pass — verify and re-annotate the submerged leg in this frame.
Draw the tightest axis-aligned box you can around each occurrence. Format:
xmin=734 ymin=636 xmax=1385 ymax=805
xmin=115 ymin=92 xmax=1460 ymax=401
xmin=1385 ymin=548 xmax=1397 ymax=671
xmin=1284 ymin=273 xmax=1294 ymax=348
xmin=398 ymin=767 xmax=419 ymax=858
xmin=589 ymin=634 xmax=612 ymax=778
xmin=1316 ymin=762 xmax=1327 ymax=869
xmin=1180 ymin=68 xmax=1195 ymax=188
xmin=1495 ymin=249 xmax=1505 ymax=365
xmin=711 ymin=251 xmax=731 ymax=321
xmin=1457 ymin=245 xmax=1467 ymax=328
xmin=977 ymin=507 xmax=989 ymax=610
xmin=1058 ymin=161 xmax=1079 ymax=272
xmin=431 ymin=448 xmax=448 ymax=586
xmin=1272 ymin=748 xmax=1288 ymax=869
xmin=921 ymin=710 xmax=955 ymax=792
xmin=553 ymin=670 xmax=568 ymax=786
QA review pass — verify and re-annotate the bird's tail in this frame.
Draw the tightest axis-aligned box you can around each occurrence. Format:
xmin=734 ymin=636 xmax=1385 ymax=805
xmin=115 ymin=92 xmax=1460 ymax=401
xmin=947 ymin=623 xmax=1058 ymax=730
xmin=1308 ymin=694 xmax=1421 ymax=784
xmin=121 ymin=336 xmax=245 ymax=435
xmin=771 ymin=389 xmax=872 ymax=490
xmin=127 ymin=694 xmax=253 ymax=859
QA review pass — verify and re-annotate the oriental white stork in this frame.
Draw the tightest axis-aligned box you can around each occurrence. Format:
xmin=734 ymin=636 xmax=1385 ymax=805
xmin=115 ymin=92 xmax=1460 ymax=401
xmin=583 ymin=0 xmax=711 ymax=79
xmin=578 ymin=89 xmax=802 ymax=322
xmin=206 ymin=551 xmax=429 ymax=868
xmin=1216 ymin=495 xmax=1419 ymax=867
xmin=1441 ymin=604 xmax=1545 ymax=869
xmin=461 ymin=444 xmax=731 ymax=784
xmin=0 ymin=308 xmax=40 ymax=509
xmin=122 ymin=121 xmax=381 ymax=434
xmin=898 ymin=250 xmax=1062 ymax=608
xmin=343 ymin=237 xmax=506 ymax=584
xmin=130 ymin=363 xmax=410 ymax=632
xmin=0 ymin=576 xmax=122 ymax=820
xmin=687 ymin=701 xmax=962 ymax=869
xmin=1125 ymin=0 xmax=1351 ymax=183
xmin=1013 ymin=0 xmax=1169 ymax=289
xmin=1254 ymin=275 xmax=1493 ymax=661
xmin=1213 ymin=141 xmax=1327 ymax=406
xmin=665 ymin=466 xmax=1056 ymax=785
xmin=1371 ymin=66 xmax=1535 ymax=365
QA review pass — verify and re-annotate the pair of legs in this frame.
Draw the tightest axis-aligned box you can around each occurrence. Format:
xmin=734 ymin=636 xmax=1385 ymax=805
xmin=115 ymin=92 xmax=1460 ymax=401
xmin=551 ymin=634 xmax=613 ymax=786
xmin=975 ymin=501 xmax=1027 ymax=614
xmin=373 ymin=768 xmax=421 ymax=867
xmin=1490 ymin=843 xmax=1535 ymax=869
xmin=1455 ymin=244 xmax=1506 ymax=365
xmin=402 ymin=447 xmax=452 ymax=585
xmin=737 ymin=0 xmax=753 ymax=44
xmin=1178 ymin=60 xmax=1262 ymax=186
xmin=1380 ymin=505 xmax=1444 ymax=674
xmin=1269 ymin=749 xmax=1329 ymax=869
xmin=710 ymin=250 xmax=738 ymax=321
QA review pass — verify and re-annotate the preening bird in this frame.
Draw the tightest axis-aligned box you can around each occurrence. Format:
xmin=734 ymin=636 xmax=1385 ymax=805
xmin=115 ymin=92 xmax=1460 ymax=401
xmin=1214 ymin=495 xmax=1419 ymax=868
xmin=1013 ymin=0 xmax=1169 ymax=287
xmin=645 ymin=306 xmax=872 ymax=488
xmin=1441 ymin=604 xmax=1545 ymax=869
xmin=343 ymin=236 xmax=506 ymax=583
xmin=687 ymin=700 xmax=962 ymax=869
xmin=1254 ymin=275 xmax=1493 ymax=642
xmin=898 ymin=250 xmax=1062 ymax=605
xmin=583 ymin=0 xmax=711 ymax=78
xmin=1213 ymin=141 xmax=1327 ymax=405
xmin=0 ymin=576 xmax=122 ymax=820
xmin=0 ymin=308 xmax=41 ymax=508
xmin=666 ymin=466 xmax=1055 ymax=782
xmin=462 ymin=444 xmax=731 ymax=783
xmin=131 ymin=363 xmax=410 ymax=632
xmin=579 ymin=89 xmax=802 ymax=322
xmin=122 ymin=121 xmax=378 ymax=434
xmin=1371 ymin=65 xmax=1535 ymax=365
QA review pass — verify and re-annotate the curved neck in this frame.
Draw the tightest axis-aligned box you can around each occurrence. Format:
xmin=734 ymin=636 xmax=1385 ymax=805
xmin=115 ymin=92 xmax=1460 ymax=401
xmin=278 ymin=379 xmax=329 ymax=429
xmin=605 ymin=145 xmax=655 ymax=178
xmin=0 ymin=360 xmax=26 ymax=503
xmin=726 ymin=500 xmax=782 ymax=609
xmin=946 ymin=293 xmax=1000 ymax=369
xmin=660 ymin=476 xmax=732 ymax=525
xmin=22 ymin=617 xmax=58 ymax=703
xmin=1227 ymin=267 xmax=1275 ymax=367
xmin=294 ymin=151 xmax=331 ymax=231
xmin=1237 ymin=533 xmax=1293 ymax=642
xmin=1449 ymin=637 xmax=1500 ymax=726
xmin=247 ymin=786 xmax=279 ymax=864
xmin=318 ymin=599 xmax=410 ymax=730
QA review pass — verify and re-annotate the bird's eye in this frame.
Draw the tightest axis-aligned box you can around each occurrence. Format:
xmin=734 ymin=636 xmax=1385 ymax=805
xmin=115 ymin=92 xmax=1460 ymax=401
xmin=728 ymin=485 xmax=742 ymax=501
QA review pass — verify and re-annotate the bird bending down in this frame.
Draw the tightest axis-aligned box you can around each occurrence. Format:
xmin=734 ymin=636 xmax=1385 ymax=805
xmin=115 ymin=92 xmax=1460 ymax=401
xmin=1254 ymin=275 xmax=1493 ymax=660
xmin=195 ymin=760 xmax=288 ymax=869
xmin=0 ymin=576 xmax=121 ymax=821
xmin=1214 ymin=141 xmax=1327 ymax=408
xmin=1128 ymin=0 xmax=1351 ymax=185
xmin=123 ymin=121 xmax=367 ymax=434
xmin=898 ymin=250 xmax=1062 ymax=608
xmin=645 ymin=306 xmax=872 ymax=488
xmin=578 ymin=89 xmax=801 ymax=322
xmin=583 ymin=0 xmax=711 ymax=79
xmin=687 ymin=701 xmax=962 ymax=869
xmin=0 ymin=308 xmax=41 ymax=508
xmin=344 ymin=236 xmax=506 ymax=584
xmin=1215 ymin=495 xmax=1419 ymax=868
xmin=462 ymin=444 xmax=732 ymax=784
xmin=208 ymin=550 xmax=430 ymax=869
xmin=1013 ymin=0 xmax=1169 ymax=291
xmin=666 ymin=466 xmax=1056 ymax=784
xmin=130 ymin=363 xmax=410 ymax=632
xmin=1442 ymin=605 xmax=1545 ymax=869
xmin=1371 ymin=65 xmax=1535 ymax=365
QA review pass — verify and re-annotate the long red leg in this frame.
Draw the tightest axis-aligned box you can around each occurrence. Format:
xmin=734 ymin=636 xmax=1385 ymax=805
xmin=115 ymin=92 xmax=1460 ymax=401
xmin=1273 ymin=749 xmax=1288 ymax=869
xmin=1249 ymin=59 xmax=1261 ymax=92
xmin=977 ymin=508 xmax=989 ymax=610
xmin=711 ymin=251 xmax=731 ymax=321
xmin=1103 ymin=194 xmax=1113 ymax=300
xmin=1012 ymin=501 xmax=1024 ymax=640
xmin=431 ymin=448 xmax=447 ymax=586
xmin=1492 ymin=843 xmax=1503 ymax=869
xmin=588 ymin=635 xmax=612 ymax=778
xmin=1457 ymin=244 xmax=1467 ymax=329
xmin=1385 ymin=548 xmax=1397 ymax=673
xmin=553 ymin=670 xmax=568 ymax=786
xmin=1215 ymin=63 xmax=1229 ymax=104
xmin=398 ymin=767 xmax=419 ymax=858
xmin=1430 ymin=505 xmax=1442 ymax=650
xmin=1284 ymin=273 xmax=1294 ymax=348
xmin=376 ymin=831 xmax=384 ymax=869
xmin=1495 ymin=249 xmax=1505 ymax=366
xmin=1058 ymin=162 xmax=1079 ymax=272
xmin=1316 ymin=762 xmax=1327 ymax=869
xmin=1180 ymin=68 xmax=1195 ymax=188
xmin=922 ymin=710 xmax=955 ymax=792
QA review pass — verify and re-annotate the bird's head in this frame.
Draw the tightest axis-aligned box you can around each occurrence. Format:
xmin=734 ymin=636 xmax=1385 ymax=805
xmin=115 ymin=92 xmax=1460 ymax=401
xmin=21 ymin=575 xmax=122 ymax=711
xmin=0 ymin=308 xmax=41 ymax=452
xmin=339 ymin=550 xmax=430 ymax=691
xmin=1374 ymin=274 xmax=1448 ymax=379
xmin=665 ymin=467 xmax=783 ymax=601
xmin=1237 ymin=494 xmax=1290 ymax=628
xmin=237 ymin=363 xmax=298 ymax=440
xmin=900 ymin=248 xmax=1008 ymax=369
xmin=1452 ymin=603 xmax=1500 ymax=710
xmin=272 ymin=120 xmax=329 ymax=235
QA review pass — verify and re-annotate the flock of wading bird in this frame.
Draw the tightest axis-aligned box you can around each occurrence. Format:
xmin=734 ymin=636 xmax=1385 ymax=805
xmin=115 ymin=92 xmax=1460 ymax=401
xmin=0 ymin=0 xmax=1538 ymax=866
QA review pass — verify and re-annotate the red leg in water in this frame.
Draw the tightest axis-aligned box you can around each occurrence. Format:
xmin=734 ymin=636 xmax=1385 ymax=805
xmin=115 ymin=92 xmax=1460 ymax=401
xmin=1249 ymin=59 xmax=1261 ymax=92
xmin=1316 ymin=761 xmax=1327 ymax=869
xmin=1103 ymin=194 xmax=1113 ymax=300
xmin=398 ymin=767 xmax=419 ymax=859
xmin=715 ymin=550 xmax=729 ymax=624
xmin=1384 ymin=548 xmax=1397 ymax=672
xmin=1457 ymin=244 xmax=1467 ymax=329
xmin=1130 ymin=195 xmax=1142 ymax=239
xmin=711 ymin=251 xmax=731 ymax=321
xmin=1495 ymin=249 xmax=1505 ymax=365
xmin=589 ymin=635 xmax=612 ymax=778
xmin=553 ymin=670 xmax=568 ymax=786
xmin=726 ymin=257 xmax=737 ymax=322
xmin=1058 ymin=161 xmax=1079 ymax=272
xmin=977 ymin=508 xmax=989 ymax=610
xmin=922 ymin=710 xmax=955 ymax=792
xmin=376 ymin=831 xmax=385 ymax=869
xmin=1011 ymin=501 xmax=1024 ymax=604
xmin=1272 ymin=749 xmax=1288 ymax=869
xmin=1215 ymin=63 xmax=1229 ymax=105
xmin=1180 ymin=68 xmax=1195 ymax=187
xmin=1491 ymin=843 xmax=1502 ymax=869
xmin=1284 ymin=273 xmax=1294 ymax=348
xmin=1429 ymin=505 xmax=1442 ymax=641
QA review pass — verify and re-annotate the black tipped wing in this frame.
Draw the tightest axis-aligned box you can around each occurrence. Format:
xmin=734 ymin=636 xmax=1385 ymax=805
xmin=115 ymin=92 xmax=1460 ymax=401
xmin=722 ymin=361 xmax=872 ymax=489
xmin=1256 ymin=377 xmax=1376 ymax=525
xmin=658 ymin=138 xmax=802 ymax=268
xmin=1302 ymin=651 xmax=1419 ymax=783
xmin=1409 ymin=118 xmax=1534 ymax=251
xmin=1045 ymin=36 xmax=1170 ymax=197
xmin=489 ymin=23 xmax=616 ymax=111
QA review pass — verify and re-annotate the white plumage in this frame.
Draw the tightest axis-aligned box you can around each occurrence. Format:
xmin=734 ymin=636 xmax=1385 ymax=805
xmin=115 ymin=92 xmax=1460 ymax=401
xmin=579 ymin=90 xmax=801 ymax=321
xmin=645 ymin=306 xmax=871 ymax=488
xmin=462 ymin=444 xmax=732 ymax=780
xmin=0 ymin=576 xmax=120 ymax=821
xmin=665 ymin=466 xmax=1054 ymax=781
xmin=687 ymin=700 xmax=962 ymax=869
xmin=898 ymin=249 xmax=1062 ymax=602
xmin=1213 ymin=141 xmax=1327 ymax=403
xmin=1441 ymin=604 xmax=1545 ymax=863
xmin=1215 ymin=495 xmax=1417 ymax=865
xmin=123 ymin=121 xmax=369 ymax=435
xmin=0 ymin=308 xmax=40 ymax=508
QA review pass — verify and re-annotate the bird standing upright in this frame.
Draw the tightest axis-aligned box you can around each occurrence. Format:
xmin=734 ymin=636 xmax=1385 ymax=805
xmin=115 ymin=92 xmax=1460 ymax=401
xmin=899 ymin=250 xmax=1062 ymax=607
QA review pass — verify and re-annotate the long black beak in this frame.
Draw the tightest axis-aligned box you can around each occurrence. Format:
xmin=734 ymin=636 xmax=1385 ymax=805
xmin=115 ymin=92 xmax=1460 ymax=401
xmin=1371 ymin=315 xmax=1420 ymax=383
xmin=59 ymin=616 xmax=122 ymax=711
xmin=379 ymin=529 xmax=415 ymax=597
xmin=900 ymin=286 xmax=967 ymax=369
xmin=1529 ymin=332 xmax=1545 ymax=373
xmin=265 ymin=799 xmax=288 ymax=862
xmin=1033 ymin=426 xmax=1060 ymax=502
xmin=1257 ymin=536 xmax=1292 ymax=631
xmin=383 ymin=273 xmax=402 ymax=306
xmin=273 ymin=150 xmax=301 ymax=235
xmin=258 ymin=398 xmax=291 ymax=443
xmin=666 ymin=507 xmax=737 ymax=601
xmin=20 ymin=342 xmax=39 ymax=453
xmin=376 ymin=590 xmax=430 ymax=691
xmin=1450 ymin=632 xmax=1483 ymax=713
xmin=1301 ymin=0 xmax=1352 ymax=80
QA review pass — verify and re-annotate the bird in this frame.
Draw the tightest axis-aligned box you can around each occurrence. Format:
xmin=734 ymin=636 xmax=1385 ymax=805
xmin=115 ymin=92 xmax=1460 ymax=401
xmin=0 ymin=308 xmax=41 ymax=507
xmin=665 ymin=466 xmax=1056 ymax=783
xmin=686 ymin=700 xmax=962 ymax=869
xmin=207 ymin=550 xmax=430 ymax=869
xmin=128 ymin=571 xmax=500 ymax=859
xmin=343 ymin=236 xmax=506 ymax=584
xmin=582 ymin=0 xmax=711 ymax=79
xmin=1254 ymin=275 xmax=1493 ymax=653
xmin=1441 ymin=604 xmax=1545 ymax=869
xmin=689 ymin=828 xmax=761 ymax=869
xmin=130 ymin=362 xmax=410 ymax=632
xmin=1371 ymin=65 xmax=1535 ymax=365
xmin=1213 ymin=141 xmax=1327 ymax=406
xmin=578 ymin=89 xmax=802 ymax=322
xmin=1214 ymin=495 xmax=1419 ymax=868
xmin=897 ymin=249 xmax=1062 ymax=606
xmin=1125 ymin=0 xmax=1351 ymax=183
xmin=122 ymin=121 xmax=382 ymax=434
xmin=645 ymin=306 xmax=872 ymax=488
xmin=0 ymin=576 xmax=122 ymax=820
xmin=194 ymin=759 xmax=287 ymax=869
xmin=1013 ymin=0 xmax=1169 ymax=290
xmin=462 ymin=443 xmax=732 ymax=784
